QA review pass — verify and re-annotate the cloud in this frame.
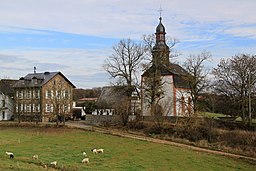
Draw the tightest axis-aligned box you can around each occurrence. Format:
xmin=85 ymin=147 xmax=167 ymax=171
xmin=0 ymin=47 xmax=112 ymax=88
xmin=1 ymin=0 xmax=255 ymax=40
xmin=1 ymin=0 xmax=256 ymax=88
xmin=224 ymin=26 xmax=256 ymax=39
xmin=70 ymin=72 xmax=110 ymax=88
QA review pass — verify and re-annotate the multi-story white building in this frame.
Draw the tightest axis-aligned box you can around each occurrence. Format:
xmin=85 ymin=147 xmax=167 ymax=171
xmin=0 ymin=79 xmax=18 ymax=121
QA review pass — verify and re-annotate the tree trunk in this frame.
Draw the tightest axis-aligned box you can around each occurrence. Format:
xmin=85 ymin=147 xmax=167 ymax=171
xmin=56 ymin=114 xmax=59 ymax=126
xmin=63 ymin=114 xmax=66 ymax=126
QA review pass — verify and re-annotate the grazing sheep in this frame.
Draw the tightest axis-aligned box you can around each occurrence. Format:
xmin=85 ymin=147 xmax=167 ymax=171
xmin=50 ymin=161 xmax=57 ymax=167
xmin=82 ymin=152 xmax=87 ymax=157
xmin=5 ymin=152 xmax=14 ymax=159
xmin=91 ymin=148 xmax=97 ymax=154
xmin=32 ymin=154 xmax=39 ymax=160
xmin=82 ymin=158 xmax=89 ymax=164
xmin=96 ymin=149 xmax=104 ymax=153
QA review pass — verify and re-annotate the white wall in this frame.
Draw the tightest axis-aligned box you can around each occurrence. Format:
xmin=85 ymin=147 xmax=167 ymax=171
xmin=92 ymin=109 xmax=114 ymax=115
xmin=0 ymin=94 xmax=15 ymax=121
xmin=141 ymin=75 xmax=175 ymax=116
xmin=176 ymin=89 xmax=193 ymax=116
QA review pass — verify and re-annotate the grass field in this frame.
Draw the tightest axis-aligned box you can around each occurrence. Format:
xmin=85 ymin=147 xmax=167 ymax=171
xmin=0 ymin=126 xmax=255 ymax=171
xmin=198 ymin=112 xmax=256 ymax=123
xmin=197 ymin=111 xmax=230 ymax=118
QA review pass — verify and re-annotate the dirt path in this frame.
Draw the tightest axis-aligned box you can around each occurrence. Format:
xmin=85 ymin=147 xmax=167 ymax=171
xmin=66 ymin=121 xmax=256 ymax=163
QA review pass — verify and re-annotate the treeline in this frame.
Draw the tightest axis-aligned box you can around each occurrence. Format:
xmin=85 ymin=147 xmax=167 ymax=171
xmin=198 ymin=93 xmax=256 ymax=118
xmin=73 ymin=87 xmax=101 ymax=101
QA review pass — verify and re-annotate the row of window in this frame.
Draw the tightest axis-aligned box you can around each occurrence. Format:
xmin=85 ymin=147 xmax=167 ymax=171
xmin=16 ymin=90 xmax=40 ymax=99
xmin=16 ymin=89 xmax=71 ymax=100
xmin=45 ymin=104 xmax=71 ymax=113
xmin=45 ymin=90 xmax=70 ymax=99
xmin=16 ymin=103 xmax=71 ymax=113
xmin=16 ymin=103 xmax=40 ymax=113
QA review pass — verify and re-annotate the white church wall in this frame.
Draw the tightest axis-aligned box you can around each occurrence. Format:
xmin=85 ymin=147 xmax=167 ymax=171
xmin=176 ymin=89 xmax=193 ymax=116
xmin=141 ymin=75 xmax=175 ymax=116
xmin=159 ymin=75 xmax=174 ymax=116
xmin=141 ymin=76 xmax=150 ymax=116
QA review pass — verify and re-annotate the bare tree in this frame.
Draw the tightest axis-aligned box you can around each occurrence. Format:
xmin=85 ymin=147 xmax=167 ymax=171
xmin=142 ymin=34 xmax=179 ymax=63
xmin=213 ymin=54 xmax=256 ymax=124
xmin=104 ymin=39 xmax=144 ymax=94
xmin=142 ymin=69 xmax=174 ymax=129
xmin=142 ymin=67 xmax=165 ymax=116
xmin=176 ymin=90 xmax=193 ymax=117
xmin=104 ymin=39 xmax=145 ymax=116
xmin=46 ymin=80 xmax=72 ymax=126
xmin=183 ymin=51 xmax=212 ymax=114
xmin=113 ymin=96 xmax=130 ymax=126
xmin=141 ymin=33 xmax=179 ymax=117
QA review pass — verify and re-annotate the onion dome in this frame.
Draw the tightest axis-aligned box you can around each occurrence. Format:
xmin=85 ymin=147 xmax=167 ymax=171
xmin=156 ymin=17 xmax=165 ymax=33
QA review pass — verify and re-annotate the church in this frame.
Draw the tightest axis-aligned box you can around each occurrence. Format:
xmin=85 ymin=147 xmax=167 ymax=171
xmin=141 ymin=17 xmax=192 ymax=117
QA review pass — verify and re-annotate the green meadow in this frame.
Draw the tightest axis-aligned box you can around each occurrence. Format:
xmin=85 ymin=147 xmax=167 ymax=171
xmin=0 ymin=127 xmax=255 ymax=171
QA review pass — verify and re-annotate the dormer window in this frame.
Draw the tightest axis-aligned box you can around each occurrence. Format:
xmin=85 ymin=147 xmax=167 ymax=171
xmin=32 ymin=76 xmax=38 ymax=85
xmin=20 ymin=77 xmax=25 ymax=84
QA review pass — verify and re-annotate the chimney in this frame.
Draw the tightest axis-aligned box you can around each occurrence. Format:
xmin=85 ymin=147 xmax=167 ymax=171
xmin=34 ymin=66 xmax=37 ymax=74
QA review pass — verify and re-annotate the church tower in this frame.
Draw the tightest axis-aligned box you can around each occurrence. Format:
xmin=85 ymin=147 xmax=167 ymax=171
xmin=152 ymin=17 xmax=170 ymax=67
xmin=141 ymin=16 xmax=193 ymax=117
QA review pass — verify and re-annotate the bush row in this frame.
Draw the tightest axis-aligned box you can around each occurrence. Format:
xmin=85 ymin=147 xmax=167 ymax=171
xmin=127 ymin=119 xmax=256 ymax=157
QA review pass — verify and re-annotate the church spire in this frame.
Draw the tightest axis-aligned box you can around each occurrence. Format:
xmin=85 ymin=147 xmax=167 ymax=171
xmin=152 ymin=14 xmax=170 ymax=66
xmin=155 ymin=17 xmax=166 ymax=45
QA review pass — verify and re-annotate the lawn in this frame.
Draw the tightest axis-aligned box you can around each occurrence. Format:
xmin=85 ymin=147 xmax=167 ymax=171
xmin=197 ymin=111 xmax=230 ymax=118
xmin=198 ymin=112 xmax=256 ymax=123
xmin=0 ymin=126 xmax=255 ymax=171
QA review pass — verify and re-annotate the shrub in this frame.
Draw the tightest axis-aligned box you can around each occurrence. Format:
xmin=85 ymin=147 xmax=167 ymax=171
xmin=127 ymin=121 xmax=147 ymax=130
xmin=221 ymin=130 xmax=256 ymax=147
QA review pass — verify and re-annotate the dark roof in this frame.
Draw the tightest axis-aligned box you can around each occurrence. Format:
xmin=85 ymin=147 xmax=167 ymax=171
xmin=0 ymin=79 xmax=18 ymax=97
xmin=13 ymin=72 xmax=76 ymax=88
xmin=96 ymin=86 xmax=130 ymax=108
xmin=142 ymin=63 xmax=190 ymax=89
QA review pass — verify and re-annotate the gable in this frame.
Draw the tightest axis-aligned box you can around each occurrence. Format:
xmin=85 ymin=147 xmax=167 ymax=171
xmin=142 ymin=63 xmax=191 ymax=89
xmin=43 ymin=72 xmax=76 ymax=89
xmin=14 ymin=72 xmax=75 ymax=88
xmin=96 ymin=86 xmax=131 ymax=108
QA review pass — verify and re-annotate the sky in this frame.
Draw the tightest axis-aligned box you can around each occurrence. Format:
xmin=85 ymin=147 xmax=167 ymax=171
xmin=0 ymin=0 xmax=256 ymax=88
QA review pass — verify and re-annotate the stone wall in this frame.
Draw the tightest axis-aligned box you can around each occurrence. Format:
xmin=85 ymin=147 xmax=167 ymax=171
xmin=84 ymin=114 xmax=121 ymax=125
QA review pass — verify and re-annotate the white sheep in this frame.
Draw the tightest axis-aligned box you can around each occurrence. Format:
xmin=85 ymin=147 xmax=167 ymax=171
xmin=91 ymin=148 xmax=97 ymax=154
xmin=82 ymin=152 xmax=87 ymax=157
xmin=32 ymin=154 xmax=39 ymax=160
xmin=5 ymin=152 xmax=14 ymax=159
xmin=82 ymin=158 xmax=89 ymax=164
xmin=50 ymin=161 xmax=57 ymax=166
xmin=96 ymin=149 xmax=104 ymax=153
